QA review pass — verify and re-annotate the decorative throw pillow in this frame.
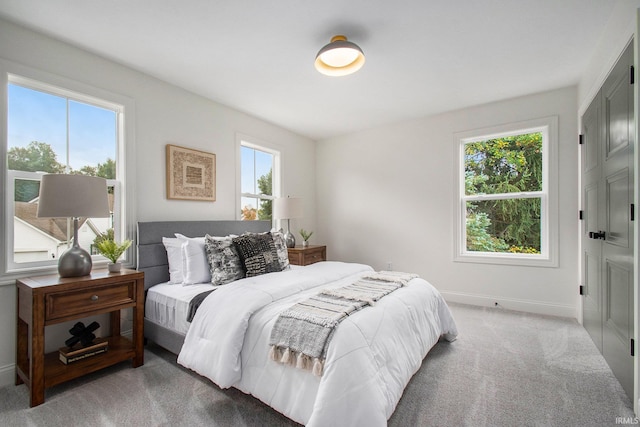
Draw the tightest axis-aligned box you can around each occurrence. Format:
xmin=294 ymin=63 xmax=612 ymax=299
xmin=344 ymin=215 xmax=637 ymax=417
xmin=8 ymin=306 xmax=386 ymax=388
xmin=162 ymin=237 xmax=184 ymax=284
xmin=176 ymin=234 xmax=210 ymax=285
xmin=271 ymin=230 xmax=290 ymax=271
xmin=232 ymin=233 xmax=281 ymax=277
xmin=204 ymin=234 xmax=245 ymax=285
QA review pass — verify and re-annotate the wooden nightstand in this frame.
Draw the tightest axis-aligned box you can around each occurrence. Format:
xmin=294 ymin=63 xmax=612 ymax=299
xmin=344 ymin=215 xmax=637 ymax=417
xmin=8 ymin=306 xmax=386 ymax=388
xmin=287 ymin=245 xmax=327 ymax=266
xmin=15 ymin=269 xmax=144 ymax=407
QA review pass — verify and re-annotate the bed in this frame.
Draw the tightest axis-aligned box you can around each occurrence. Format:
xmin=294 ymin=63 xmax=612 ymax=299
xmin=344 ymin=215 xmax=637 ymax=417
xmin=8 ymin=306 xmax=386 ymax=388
xmin=137 ymin=220 xmax=458 ymax=426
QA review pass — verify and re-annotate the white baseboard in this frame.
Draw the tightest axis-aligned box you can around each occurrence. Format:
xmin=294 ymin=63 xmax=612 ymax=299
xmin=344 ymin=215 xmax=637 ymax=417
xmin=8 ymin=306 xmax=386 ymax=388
xmin=0 ymin=363 xmax=15 ymax=388
xmin=440 ymin=290 xmax=576 ymax=319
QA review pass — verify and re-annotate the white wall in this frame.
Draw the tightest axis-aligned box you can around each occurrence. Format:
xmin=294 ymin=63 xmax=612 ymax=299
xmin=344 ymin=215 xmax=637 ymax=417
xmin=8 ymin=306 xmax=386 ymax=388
xmin=316 ymin=86 xmax=578 ymax=318
xmin=0 ymin=18 xmax=316 ymax=387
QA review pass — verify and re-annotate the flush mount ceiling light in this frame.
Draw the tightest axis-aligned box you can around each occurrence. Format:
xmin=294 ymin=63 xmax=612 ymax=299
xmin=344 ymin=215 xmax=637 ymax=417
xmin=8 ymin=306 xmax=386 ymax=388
xmin=314 ymin=35 xmax=365 ymax=77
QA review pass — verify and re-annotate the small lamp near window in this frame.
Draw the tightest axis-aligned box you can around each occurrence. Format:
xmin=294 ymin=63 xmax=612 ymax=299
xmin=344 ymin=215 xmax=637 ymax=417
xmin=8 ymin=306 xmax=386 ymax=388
xmin=274 ymin=197 xmax=303 ymax=248
xmin=37 ymin=174 xmax=111 ymax=277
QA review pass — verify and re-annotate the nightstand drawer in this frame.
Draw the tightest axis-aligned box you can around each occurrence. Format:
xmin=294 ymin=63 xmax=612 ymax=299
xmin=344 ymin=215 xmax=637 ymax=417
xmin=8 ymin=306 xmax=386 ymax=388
xmin=303 ymin=248 xmax=324 ymax=265
xmin=287 ymin=245 xmax=327 ymax=266
xmin=46 ymin=281 xmax=135 ymax=321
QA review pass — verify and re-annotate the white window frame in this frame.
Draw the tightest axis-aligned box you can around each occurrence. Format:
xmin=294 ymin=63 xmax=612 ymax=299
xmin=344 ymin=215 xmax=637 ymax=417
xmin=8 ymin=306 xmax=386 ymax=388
xmin=453 ymin=116 xmax=558 ymax=267
xmin=0 ymin=60 xmax=136 ymax=277
xmin=236 ymin=134 xmax=282 ymax=223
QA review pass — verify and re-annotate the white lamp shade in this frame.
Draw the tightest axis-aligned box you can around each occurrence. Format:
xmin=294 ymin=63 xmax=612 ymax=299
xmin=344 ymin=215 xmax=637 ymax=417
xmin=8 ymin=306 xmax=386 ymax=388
xmin=37 ymin=174 xmax=110 ymax=218
xmin=273 ymin=197 xmax=303 ymax=219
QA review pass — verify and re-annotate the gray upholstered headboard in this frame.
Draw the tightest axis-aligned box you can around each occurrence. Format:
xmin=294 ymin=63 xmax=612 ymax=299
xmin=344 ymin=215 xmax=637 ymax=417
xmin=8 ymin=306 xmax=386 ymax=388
xmin=137 ymin=220 xmax=271 ymax=290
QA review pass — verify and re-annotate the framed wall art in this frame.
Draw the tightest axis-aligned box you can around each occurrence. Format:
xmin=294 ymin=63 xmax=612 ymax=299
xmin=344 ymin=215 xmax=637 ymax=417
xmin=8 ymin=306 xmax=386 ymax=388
xmin=166 ymin=144 xmax=216 ymax=201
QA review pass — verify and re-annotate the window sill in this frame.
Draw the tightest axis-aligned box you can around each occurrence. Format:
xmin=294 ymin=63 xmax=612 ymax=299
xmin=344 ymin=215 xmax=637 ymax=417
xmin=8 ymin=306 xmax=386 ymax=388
xmin=454 ymin=252 xmax=558 ymax=268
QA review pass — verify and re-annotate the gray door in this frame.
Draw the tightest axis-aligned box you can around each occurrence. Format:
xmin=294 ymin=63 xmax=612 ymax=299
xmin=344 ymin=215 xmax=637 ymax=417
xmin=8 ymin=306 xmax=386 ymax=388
xmin=581 ymin=41 xmax=634 ymax=401
xmin=581 ymin=89 xmax=603 ymax=353
xmin=601 ymin=42 xmax=634 ymax=400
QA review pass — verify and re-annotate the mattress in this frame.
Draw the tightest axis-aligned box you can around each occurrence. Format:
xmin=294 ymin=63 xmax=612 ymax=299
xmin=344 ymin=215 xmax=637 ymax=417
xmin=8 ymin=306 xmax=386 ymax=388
xmin=145 ymin=266 xmax=303 ymax=336
xmin=145 ymin=282 xmax=216 ymax=335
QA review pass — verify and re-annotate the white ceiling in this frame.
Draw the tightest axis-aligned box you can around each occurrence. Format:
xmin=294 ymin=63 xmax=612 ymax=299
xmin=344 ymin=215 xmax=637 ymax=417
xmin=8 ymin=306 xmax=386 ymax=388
xmin=0 ymin=0 xmax=616 ymax=140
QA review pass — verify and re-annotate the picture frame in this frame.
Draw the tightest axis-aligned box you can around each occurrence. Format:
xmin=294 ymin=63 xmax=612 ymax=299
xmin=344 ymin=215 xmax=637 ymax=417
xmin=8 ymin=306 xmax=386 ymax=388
xmin=166 ymin=144 xmax=216 ymax=201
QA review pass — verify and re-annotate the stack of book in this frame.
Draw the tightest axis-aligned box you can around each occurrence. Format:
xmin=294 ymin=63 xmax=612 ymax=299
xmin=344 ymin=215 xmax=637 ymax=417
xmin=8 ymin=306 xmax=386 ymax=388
xmin=59 ymin=338 xmax=108 ymax=364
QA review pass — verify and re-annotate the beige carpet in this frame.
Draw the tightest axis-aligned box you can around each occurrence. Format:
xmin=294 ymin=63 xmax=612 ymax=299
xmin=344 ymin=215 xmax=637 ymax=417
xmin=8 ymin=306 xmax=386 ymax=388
xmin=0 ymin=303 xmax=634 ymax=426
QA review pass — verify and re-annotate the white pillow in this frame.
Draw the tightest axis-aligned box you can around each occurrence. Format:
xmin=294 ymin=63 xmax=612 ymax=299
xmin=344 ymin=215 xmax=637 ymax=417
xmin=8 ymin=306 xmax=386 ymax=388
xmin=175 ymin=234 xmax=210 ymax=285
xmin=162 ymin=237 xmax=184 ymax=284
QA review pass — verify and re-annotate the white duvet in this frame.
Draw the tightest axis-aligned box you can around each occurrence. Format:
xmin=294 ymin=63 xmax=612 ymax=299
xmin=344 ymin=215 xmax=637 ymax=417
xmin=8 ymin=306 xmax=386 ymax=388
xmin=177 ymin=261 xmax=458 ymax=426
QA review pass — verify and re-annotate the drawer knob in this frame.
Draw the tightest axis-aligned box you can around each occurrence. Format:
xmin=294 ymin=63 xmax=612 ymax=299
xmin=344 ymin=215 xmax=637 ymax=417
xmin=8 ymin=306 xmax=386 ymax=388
xmin=91 ymin=295 xmax=99 ymax=301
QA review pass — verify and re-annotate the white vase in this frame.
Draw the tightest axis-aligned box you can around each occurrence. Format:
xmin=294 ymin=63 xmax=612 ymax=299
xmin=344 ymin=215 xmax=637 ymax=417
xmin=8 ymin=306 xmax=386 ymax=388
xmin=302 ymin=241 xmax=309 ymax=247
xmin=108 ymin=262 xmax=122 ymax=273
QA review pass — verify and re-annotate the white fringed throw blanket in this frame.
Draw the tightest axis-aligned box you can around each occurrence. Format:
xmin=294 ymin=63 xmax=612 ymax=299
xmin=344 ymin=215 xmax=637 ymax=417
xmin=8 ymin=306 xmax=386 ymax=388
xmin=268 ymin=271 xmax=418 ymax=376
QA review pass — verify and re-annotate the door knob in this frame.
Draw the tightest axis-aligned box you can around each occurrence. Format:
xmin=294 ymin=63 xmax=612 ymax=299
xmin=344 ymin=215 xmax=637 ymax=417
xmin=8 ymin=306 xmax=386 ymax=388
xmin=589 ymin=231 xmax=606 ymax=240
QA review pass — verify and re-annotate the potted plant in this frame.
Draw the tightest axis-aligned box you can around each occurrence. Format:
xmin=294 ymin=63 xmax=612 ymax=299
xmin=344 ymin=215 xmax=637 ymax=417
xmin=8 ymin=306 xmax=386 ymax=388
xmin=93 ymin=229 xmax=132 ymax=272
xmin=299 ymin=229 xmax=314 ymax=247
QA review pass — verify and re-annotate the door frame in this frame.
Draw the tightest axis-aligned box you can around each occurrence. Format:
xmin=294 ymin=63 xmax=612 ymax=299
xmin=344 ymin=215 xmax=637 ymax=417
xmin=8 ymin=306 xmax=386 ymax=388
xmin=634 ymin=17 xmax=639 ymax=415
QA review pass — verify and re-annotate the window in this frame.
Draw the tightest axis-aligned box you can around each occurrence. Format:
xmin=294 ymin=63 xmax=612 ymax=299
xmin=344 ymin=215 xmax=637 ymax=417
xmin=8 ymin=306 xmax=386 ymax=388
xmin=239 ymin=138 xmax=280 ymax=221
xmin=454 ymin=117 xmax=558 ymax=267
xmin=5 ymin=73 xmax=129 ymax=273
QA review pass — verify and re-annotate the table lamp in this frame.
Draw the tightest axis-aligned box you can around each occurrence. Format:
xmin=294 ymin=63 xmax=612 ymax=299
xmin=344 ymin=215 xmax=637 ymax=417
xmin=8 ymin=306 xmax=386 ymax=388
xmin=37 ymin=174 xmax=111 ymax=277
xmin=273 ymin=197 xmax=303 ymax=248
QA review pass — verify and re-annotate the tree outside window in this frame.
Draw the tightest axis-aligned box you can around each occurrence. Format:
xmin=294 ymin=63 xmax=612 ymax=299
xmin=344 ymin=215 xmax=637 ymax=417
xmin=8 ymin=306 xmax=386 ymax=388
xmin=464 ymin=132 xmax=542 ymax=254
xmin=455 ymin=117 xmax=558 ymax=267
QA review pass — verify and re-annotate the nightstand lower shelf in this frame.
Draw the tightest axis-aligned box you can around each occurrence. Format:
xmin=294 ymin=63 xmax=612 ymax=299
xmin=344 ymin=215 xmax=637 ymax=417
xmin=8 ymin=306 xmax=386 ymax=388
xmin=16 ymin=335 xmax=136 ymax=390
xmin=45 ymin=336 xmax=135 ymax=388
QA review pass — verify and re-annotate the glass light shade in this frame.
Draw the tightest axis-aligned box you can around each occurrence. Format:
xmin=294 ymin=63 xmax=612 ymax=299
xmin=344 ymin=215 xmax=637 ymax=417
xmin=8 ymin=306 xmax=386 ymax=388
xmin=315 ymin=35 xmax=365 ymax=77
xmin=319 ymin=47 xmax=360 ymax=68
